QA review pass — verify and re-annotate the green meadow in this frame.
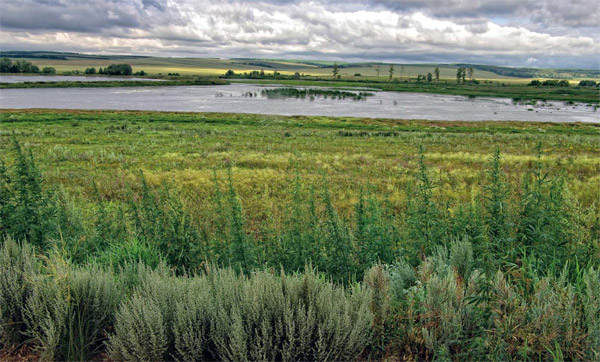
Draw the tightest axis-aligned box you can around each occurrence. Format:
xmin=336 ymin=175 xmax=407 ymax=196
xmin=1 ymin=108 xmax=599 ymax=360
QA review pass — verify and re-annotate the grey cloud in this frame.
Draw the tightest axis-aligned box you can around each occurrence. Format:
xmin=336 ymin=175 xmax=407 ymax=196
xmin=0 ymin=0 xmax=598 ymax=68
xmin=370 ymin=0 xmax=599 ymax=28
xmin=0 ymin=0 xmax=182 ymax=33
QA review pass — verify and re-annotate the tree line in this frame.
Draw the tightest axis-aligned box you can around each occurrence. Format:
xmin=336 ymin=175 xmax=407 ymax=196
xmin=0 ymin=58 xmax=55 ymax=74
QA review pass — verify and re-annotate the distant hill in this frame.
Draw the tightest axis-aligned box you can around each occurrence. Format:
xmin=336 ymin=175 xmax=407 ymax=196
xmin=0 ymin=51 xmax=149 ymax=61
xmin=2 ymin=51 xmax=598 ymax=79
xmin=455 ymin=63 xmax=600 ymax=79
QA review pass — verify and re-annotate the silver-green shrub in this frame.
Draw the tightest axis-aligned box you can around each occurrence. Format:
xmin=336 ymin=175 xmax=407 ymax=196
xmin=0 ymin=238 xmax=37 ymax=349
xmin=24 ymin=261 xmax=121 ymax=361
xmin=584 ymin=268 xmax=600 ymax=360
xmin=108 ymin=267 xmax=372 ymax=361
xmin=108 ymin=295 xmax=168 ymax=361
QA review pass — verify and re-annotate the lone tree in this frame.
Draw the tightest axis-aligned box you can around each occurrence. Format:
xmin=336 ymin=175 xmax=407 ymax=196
xmin=434 ymin=67 xmax=440 ymax=82
xmin=462 ymin=68 xmax=467 ymax=83
xmin=389 ymin=64 xmax=394 ymax=81
xmin=456 ymin=67 xmax=463 ymax=83
xmin=467 ymin=67 xmax=474 ymax=81
xmin=332 ymin=62 xmax=339 ymax=78
xmin=427 ymin=73 xmax=432 ymax=82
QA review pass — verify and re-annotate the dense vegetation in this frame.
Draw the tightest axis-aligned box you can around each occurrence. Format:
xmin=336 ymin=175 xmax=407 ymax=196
xmin=260 ymin=87 xmax=374 ymax=100
xmin=0 ymin=58 xmax=40 ymax=73
xmin=100 ymin=64 xmax=133 ymax=76
xmin=0 ymin=110 xmax=598 ymax=360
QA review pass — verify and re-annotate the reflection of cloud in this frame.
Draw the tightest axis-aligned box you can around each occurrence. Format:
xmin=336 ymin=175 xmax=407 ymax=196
xmin=0 ymin=0 xmax=598 ymax=68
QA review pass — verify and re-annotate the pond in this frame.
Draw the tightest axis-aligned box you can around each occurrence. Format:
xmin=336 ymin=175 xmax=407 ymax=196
xmin=0 ymin=75 xmax=164 ymax=83
xmin=0 ymin=82 xmax=597 ymax=123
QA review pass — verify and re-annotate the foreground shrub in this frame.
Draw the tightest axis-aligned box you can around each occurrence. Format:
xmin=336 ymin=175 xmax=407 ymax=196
xmin=107 ymin=267 xmax=372 ymax=361
xmin=24 ymin=260 xmax=121 ymax=361
xmin=0 ymin=238 xmax=37 ymax=349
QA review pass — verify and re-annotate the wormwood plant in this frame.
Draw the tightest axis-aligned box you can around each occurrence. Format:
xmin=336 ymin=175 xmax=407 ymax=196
xmin=225 ymin=168 xmax=255 ymax=274
xmin=24 ymin=259 xmax=121 ymax=361
xmin=0 ymin=238 xmax=37 ymax=349
xmin=405 ymin=146 xmax=444 ymax=263
xmin=321 ymin=175 xmax=355 ymax=283
xmin=107 ymin=266 xmax=373 ymax=361
xmin=128 ymin=172 xmax=201 ymax=273
xmin=0 ymin=138 xmax=56 ymax=248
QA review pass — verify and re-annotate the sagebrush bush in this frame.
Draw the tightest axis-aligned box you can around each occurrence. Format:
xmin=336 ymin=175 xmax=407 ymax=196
xmin=0 ymin=238 xmax=37 ymax=349
xmin=108 ymin=295 xmax=168 ymax=361
xmin=107 ymin=267 xmax=372 ymax=361
xmin=584 ymin=268 xmax=600 ymax=360
xmin=24 ymin=260 xmax=121 ymax=361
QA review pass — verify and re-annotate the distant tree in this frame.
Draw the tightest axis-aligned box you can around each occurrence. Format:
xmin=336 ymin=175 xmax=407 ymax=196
xmin=98 ymin=68 xmax=103 ymax=74
xmin=332 ymin=62 xmax=339 ymax=78
xmin=427 ymin=72 xmax=432 ymax=82
xmin=9 ymin=60 xmax=40 ymax=73
xmin=456 ymin=68 xmax=462 ymax=83
xmin=84 ymin=67 xmax=97 ymax=74
xmin=104 ymin=64 xmax=132 ymax=76
xmin=293 ymin=71 xmax=300 ymax=79
xmin=375 ymin=64 xmax=381 ymax=79
xmin=225 ymin=69 xmax=235 ymax=77
xmin=389 ymin=64 xmax=394 ymax=81
xmin=41 ymin=67 xmax=56 ymax=74
xmin=260 ymin=69 xmax=265 ymax=76
xmin=578 ymin=80 xmax=597 ymax=87
xmin=467 ymin=67 xmax=474 ymax=81
xmin=462 ymin=68 xmax=466 ymax=83
xmin=0 ymin=57 xmax=12 ymax=72
xmin=434 ymin=67 xmax=440 ymax=82
xmin=417 ymin=74 xmax=422 ymax=82
xmin=134 ymin=70 xmax=146 ymax=76
xmin=528 ymin=80 xmax=542 ymax=86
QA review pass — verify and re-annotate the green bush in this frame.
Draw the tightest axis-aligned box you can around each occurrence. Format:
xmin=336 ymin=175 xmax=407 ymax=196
xmin=0 ymin=138 xmax=56 ymax=248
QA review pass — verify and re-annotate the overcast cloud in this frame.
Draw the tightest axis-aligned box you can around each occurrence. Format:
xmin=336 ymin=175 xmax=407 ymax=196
xmin=0 ymin=0 xmax=598 ymax=68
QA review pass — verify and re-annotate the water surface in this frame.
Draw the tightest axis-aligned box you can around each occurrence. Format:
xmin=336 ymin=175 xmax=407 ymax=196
xmin=0 ymin=83 xmax=597 ymax=123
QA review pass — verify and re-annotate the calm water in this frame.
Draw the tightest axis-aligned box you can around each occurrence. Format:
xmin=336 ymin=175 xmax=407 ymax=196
xmin=0 ymin=83 xmax=598 ymax=123
xmin=0 ymin=75 xmax=163 ymax=83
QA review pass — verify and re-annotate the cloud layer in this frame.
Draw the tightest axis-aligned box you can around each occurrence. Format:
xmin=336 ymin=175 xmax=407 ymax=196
xmin=1 ymin=0 xmax=598 ymax=68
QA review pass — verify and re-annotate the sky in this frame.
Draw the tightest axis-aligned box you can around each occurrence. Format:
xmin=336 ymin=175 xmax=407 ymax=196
xmin=1 ymin=0 xmax=599 ymax=68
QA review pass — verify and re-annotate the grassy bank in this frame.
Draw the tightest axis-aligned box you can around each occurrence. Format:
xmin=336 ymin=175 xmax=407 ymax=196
xmin=0 ymin=109 xmax=599 ymax=360
xmin=0 ymin=77 xmax=228 ymax=89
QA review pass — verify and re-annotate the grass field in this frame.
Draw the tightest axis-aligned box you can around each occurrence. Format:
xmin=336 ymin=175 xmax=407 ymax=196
xmin=1 ymin=109 xmax=598 ymax=226
xmin=6 ymin=54 xmax=597 ymax=83
xmin=1 ymin=109 xmax=599 ymax=360
xmin=13 ymin=56 xmax=514 ymax=79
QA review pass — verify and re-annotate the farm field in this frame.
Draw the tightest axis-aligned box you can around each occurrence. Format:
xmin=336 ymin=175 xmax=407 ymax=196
xmin=5 ymin=52 xmax=598 ymax=83
xmin=10 ymin=55 xmax=513 ymax=79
